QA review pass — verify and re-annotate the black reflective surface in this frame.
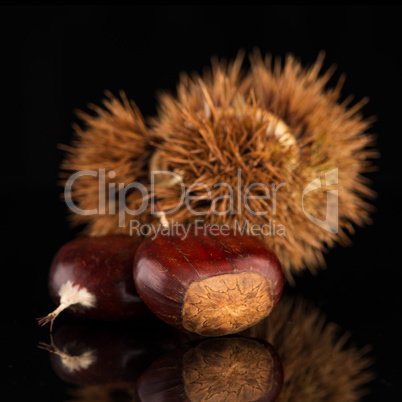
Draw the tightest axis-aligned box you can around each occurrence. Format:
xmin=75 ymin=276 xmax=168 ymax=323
xmin=7 ymin=5 xmax=401 ymax=401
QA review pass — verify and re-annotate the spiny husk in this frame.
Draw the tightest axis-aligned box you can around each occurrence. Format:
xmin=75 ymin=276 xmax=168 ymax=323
xmin=62 ymin=52 xmax=377 ymax=280
xmin=151 ymin=52 xmax=377 ymax=280
xmin=61 ymin=90 xmax=155 ymax=236
xmin=242 ymin=297 xmax=373 ymax=402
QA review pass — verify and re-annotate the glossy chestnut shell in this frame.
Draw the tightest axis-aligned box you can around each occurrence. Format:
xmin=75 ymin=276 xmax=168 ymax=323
xmin=133 ymin=226 xmax=284 ymax=336
xmin=45 ymin=235 xmax=149 ymax=323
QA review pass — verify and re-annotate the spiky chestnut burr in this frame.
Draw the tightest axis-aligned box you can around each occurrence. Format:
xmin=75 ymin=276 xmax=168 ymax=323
xmin=133 ymin=226 xmax=284 ymax=337
xmin=136 ymin=336 xmax=283 ymax=402
xmin=37 ymin=235 xmax=150 ymax=330
xmin=150 ymin=53 xmax=377 ymax=281
xmin=60 ymin=53 xmax=377 ymax=281
xmin=60 ymin=91 xmax=155 ymax=235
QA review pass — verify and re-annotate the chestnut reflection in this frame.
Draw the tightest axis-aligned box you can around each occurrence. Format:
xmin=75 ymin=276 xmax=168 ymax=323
xmin=136 ymin=336 xmax=283 ymax=401
xmin=38 ymin=319 xmax=180 ymax=386
xmin=38 ymin=296 xmax=374 ymax=401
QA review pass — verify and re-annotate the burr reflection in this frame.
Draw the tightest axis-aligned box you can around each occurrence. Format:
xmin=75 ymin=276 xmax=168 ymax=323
xmin=241 ymin=297 xmax=373 ymax=401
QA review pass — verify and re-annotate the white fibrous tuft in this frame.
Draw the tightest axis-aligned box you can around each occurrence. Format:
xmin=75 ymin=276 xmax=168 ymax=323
xmin=59 ymin=280 xmax=96 ymax=309
xmin=59 ymin=347 xmax=97 ymax=372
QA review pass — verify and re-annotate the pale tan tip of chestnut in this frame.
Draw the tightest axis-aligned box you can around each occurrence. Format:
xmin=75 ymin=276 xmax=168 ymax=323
xmin=182 ymin=272 xmax=274 ymax=336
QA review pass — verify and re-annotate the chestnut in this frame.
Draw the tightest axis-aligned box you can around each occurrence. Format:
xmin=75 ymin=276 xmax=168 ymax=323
xmin=136 ymin=336 xmax=284 ymax=401
xmin=133 ymin=226 xmax=284 ymax=336
xmin=38 ymin=235 xmax=150 ymax=329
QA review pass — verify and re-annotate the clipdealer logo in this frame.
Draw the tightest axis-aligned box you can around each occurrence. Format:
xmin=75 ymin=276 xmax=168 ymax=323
xmin=63 ymin=167 xmax=339 ymax=235
xmin=302 ymin=168 xmax=338 ymax=234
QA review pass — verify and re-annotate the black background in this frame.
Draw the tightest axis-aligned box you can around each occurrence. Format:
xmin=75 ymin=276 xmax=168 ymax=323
xmin=4 ymin=5 xmax=401 ymax=401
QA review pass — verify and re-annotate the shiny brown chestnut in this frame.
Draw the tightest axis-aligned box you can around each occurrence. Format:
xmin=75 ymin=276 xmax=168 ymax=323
xmin=133 ymin=226 xmax=284 ymax=337
xmin=38 ymin=235 xmax=150 ymax=329
xmin=136 ymin=336 xmax=284 ymax=402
